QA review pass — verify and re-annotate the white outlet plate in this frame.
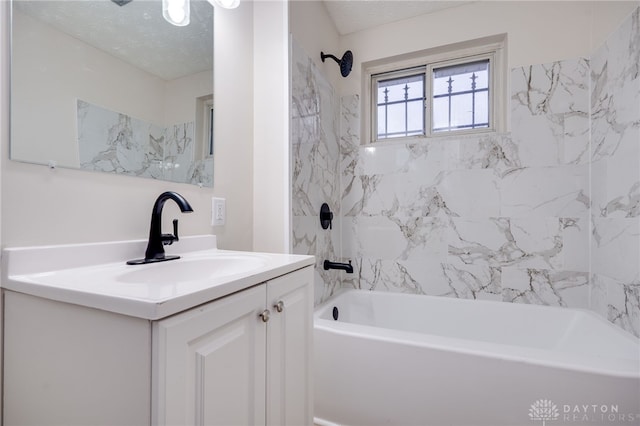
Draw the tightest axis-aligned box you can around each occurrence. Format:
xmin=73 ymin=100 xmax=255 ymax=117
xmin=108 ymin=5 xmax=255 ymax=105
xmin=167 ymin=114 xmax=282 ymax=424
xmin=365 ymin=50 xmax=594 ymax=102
xmin=212 ymin=197 xmax=226 ymax=226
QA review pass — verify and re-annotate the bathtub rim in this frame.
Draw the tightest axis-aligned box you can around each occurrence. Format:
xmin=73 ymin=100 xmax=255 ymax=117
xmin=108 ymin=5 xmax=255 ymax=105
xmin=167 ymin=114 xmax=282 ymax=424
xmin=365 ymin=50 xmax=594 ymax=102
xmin=314 ymin=289 xmax=640 ymax=379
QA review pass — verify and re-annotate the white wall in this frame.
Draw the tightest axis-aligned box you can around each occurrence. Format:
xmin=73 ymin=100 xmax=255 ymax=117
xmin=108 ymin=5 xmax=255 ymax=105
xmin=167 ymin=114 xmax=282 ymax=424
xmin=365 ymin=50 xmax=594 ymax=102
xmin=290 ymin=0 xmax=341 ymax=91
xmin=1 ymin=1 xmax=255 ymax=250
xmin=211 ymin=1 xmax=254 ymax=251
xmin=253 ymin=0 xmax=290 ymax=253
xmin=0 ymin=0 xmax=5 ymax=418
xmin=339 ymin=1 xmax=639 ymax=96
xmin=165 ymin=70 xmax=213 ymax=125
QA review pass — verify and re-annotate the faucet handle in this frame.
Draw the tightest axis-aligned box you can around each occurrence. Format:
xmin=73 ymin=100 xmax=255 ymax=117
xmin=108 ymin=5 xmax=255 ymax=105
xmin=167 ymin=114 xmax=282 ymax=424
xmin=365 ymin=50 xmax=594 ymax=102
xmin=161 ymin=219 xmax=180 ymax=246
xmin=172 ymin=219 xmax=180 ymax=242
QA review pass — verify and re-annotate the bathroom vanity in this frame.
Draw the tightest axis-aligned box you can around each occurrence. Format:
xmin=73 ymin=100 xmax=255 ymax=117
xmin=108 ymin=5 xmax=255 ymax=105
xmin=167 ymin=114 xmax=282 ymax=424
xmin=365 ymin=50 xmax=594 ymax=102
xmin=2 ymin=235 xmax=315 ymax=425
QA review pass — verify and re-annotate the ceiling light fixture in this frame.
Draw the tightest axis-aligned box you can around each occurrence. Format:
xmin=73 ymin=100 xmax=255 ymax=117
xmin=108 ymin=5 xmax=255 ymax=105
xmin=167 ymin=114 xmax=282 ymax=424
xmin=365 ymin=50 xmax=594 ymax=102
xmin=163 ymin=0 xmax=190 ymax=26
xmin=208 ymin=0 xmax=240 ymax=10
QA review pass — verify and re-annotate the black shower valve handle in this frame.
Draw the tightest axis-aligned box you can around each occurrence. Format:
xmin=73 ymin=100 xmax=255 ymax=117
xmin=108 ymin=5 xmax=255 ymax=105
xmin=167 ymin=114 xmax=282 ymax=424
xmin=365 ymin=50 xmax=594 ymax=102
xmin=320 ymin=203 xmax=334 ymax=230
xmin=321 ymin=212 xmax=333 ymax=230
xmin=325 ymin=212 xmax=333 ymax=230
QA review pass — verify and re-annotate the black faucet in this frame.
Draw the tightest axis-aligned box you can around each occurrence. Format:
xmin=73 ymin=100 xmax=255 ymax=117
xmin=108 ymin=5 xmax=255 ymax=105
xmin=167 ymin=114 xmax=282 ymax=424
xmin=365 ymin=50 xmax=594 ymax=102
xmin=127 ymin=191 xmax=194 ymax=265
xmin=323 ymin=260 xmax=354 ymax=274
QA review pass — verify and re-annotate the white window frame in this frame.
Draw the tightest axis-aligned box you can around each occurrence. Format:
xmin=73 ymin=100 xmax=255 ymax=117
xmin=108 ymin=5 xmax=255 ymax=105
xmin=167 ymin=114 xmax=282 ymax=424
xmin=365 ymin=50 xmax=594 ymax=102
xmin=203 ymin=98 xmax=214 ymax=158
xmin=363 ymin=34 xmax=507 ymax=145
xmin=195 ymin=94 xmax=214 ymax=159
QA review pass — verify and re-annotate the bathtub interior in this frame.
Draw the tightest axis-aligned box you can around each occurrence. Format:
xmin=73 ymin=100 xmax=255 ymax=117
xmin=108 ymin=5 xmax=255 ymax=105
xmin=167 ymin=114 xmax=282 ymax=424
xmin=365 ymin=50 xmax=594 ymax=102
xmin=315 ymin=290 xmax=640 ymax=369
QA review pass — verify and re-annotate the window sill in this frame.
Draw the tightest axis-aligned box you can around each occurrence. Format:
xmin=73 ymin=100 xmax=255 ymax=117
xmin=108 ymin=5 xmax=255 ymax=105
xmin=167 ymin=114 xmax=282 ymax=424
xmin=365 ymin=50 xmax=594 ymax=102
xmin=367 ymin=128 xmax=501 ymax=147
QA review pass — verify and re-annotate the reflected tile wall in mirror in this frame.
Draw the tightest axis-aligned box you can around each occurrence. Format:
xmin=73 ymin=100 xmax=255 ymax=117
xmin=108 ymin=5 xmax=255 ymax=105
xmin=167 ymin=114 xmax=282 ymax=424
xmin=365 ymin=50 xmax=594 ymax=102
xmin=77 ymin=100 xmax=212 ymax=186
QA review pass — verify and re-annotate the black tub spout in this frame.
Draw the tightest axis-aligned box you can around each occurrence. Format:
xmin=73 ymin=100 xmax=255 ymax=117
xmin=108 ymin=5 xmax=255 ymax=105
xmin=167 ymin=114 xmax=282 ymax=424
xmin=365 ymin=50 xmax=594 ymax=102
xmin=324 ymin=260 xmax=354 ymax=274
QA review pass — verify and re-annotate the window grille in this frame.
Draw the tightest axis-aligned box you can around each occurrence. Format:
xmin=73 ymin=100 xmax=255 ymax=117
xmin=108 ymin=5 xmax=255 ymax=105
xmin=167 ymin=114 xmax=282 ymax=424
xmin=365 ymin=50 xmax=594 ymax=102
xmin=432 ymin=59 xmax=489 ymax=132
xmin=375 ymin=72 xmax=425 ymax=139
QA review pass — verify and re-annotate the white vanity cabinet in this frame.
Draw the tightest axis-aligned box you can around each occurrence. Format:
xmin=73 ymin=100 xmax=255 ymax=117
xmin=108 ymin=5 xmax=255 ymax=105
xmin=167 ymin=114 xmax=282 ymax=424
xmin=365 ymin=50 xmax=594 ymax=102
xmin=3 ymin=262 xmax=313 ymax=426
xmin=154 ymin=267 xmax=314 ymax=426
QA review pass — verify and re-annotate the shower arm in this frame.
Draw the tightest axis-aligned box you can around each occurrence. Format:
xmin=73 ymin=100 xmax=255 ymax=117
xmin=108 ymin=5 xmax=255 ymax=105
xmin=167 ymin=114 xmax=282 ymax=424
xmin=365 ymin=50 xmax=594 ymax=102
xmin=321 ymin=52 xmax=341 ymax=64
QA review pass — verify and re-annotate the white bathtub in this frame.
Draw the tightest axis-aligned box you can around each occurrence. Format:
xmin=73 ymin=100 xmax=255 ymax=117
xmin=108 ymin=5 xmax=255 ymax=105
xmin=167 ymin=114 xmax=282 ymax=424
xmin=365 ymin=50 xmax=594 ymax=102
xmin=314 ymin=290 xmax=640 ymax=426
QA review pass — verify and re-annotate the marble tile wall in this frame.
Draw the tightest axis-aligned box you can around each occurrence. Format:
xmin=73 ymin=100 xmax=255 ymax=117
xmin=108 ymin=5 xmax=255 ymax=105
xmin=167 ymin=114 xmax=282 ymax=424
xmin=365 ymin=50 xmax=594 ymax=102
xmin=589 ymin=7 xmax=640 ymax=336
xmin=340 ymin=57 xmax=591 ymax=310
xmin=290 ymin=7 xmax=640 ymax=336
xmin=290 ymin=41 xmax=342 ymax=303
xmin=77 ymin=100 xmax=213 ymax=186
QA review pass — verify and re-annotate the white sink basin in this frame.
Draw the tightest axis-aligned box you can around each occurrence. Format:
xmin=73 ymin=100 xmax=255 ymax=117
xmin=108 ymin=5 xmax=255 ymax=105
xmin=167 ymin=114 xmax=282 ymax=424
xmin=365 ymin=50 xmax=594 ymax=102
xmin=117 ymin=255 xmax=268 ymax=285
xmin=2 ymin=235 xmax=315 ymax=319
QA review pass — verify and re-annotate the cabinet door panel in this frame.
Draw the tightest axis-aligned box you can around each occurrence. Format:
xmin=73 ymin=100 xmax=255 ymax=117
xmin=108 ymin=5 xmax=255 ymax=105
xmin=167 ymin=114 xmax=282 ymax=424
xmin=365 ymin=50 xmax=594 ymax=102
xmin=3 ymin=291 xmax=151 ymax=426
xmin=154 ymin=285 xmax=267 ymax=426
xmin=266 ymin=267 xmax=314 ymax=426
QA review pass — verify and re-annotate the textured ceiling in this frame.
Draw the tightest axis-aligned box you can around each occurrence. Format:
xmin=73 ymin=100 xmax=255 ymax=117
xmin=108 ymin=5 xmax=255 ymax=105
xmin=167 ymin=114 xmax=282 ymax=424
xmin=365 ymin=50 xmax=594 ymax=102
xmin=13 ymin=0 xmax=213 ymax=81
xmin=323 ymin=0 xmax=474 ymax=35
xmin=14 ymin=0 xmax=471 ymax=79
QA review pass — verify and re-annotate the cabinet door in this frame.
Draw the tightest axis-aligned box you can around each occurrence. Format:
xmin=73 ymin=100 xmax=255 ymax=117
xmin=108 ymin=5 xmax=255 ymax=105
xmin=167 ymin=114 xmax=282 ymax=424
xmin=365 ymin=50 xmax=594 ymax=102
xmin=4 ymin=291 xmax=151 ymax=426
xmin=266 ymin=266 xmax=314 ymax=426
xmin=153 ymin=285 xmax=267 ymax=426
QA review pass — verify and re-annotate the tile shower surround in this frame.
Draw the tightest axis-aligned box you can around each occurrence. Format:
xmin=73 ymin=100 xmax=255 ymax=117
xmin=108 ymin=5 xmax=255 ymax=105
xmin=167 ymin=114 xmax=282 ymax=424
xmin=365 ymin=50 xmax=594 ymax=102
xmin=291 ymin=7 xmax=639 ymax=336
xmin=291 ymin=41 xmax=342 ymax=302
xmin=589 ymin=7 xmax=640 ymax=336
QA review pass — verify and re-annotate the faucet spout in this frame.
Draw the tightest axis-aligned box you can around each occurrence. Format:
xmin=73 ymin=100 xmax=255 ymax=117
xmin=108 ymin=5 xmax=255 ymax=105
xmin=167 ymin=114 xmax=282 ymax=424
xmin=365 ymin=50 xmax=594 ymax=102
xmin=323 ymin=260 xmax=354 ymax=274
xmin=151 ymin=191 xmax=193 ymax=216
xmin=127 ymin=191 xmax=193 ymax=265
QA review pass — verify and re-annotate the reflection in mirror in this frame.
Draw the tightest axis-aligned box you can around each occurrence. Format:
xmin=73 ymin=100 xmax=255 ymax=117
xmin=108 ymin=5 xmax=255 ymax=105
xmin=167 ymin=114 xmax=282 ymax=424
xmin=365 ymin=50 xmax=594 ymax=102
xmin=10 ymin=0 xmax=214 ymax=186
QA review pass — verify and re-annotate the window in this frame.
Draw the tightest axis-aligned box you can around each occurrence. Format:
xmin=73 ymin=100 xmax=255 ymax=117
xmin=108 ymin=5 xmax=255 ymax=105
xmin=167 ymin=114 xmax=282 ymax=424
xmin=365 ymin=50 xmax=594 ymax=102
xmin=205 ymin=99 xmax=214 ymax=157
xmin=367 ymin=36 xmax=506 ymax=143
xmin=376 ymin=69 xmax=425 ymax=139
xmin=431 ymin=59 xmax=489 ymax=132
xmin=196 ymin=95 xmax=214 ymax=158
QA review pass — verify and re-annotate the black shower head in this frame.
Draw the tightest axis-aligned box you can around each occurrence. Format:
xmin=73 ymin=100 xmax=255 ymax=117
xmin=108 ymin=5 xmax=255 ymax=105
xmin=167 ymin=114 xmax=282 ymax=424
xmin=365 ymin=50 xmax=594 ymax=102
xmin=321 ymin=50 xmax=353 ymax=78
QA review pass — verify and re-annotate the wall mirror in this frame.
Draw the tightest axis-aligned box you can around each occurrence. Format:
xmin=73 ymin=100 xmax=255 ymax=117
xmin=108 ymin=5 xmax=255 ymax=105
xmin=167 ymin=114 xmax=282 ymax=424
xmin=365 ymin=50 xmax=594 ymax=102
xmin=10 ymin=0 xmax=214 ymax=187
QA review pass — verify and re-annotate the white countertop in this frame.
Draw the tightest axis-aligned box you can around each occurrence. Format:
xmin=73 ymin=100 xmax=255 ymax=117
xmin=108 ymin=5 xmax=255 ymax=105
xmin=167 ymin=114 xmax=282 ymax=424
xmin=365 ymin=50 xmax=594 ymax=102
xmin=2 ymin=235 xmax=315 ymax=320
